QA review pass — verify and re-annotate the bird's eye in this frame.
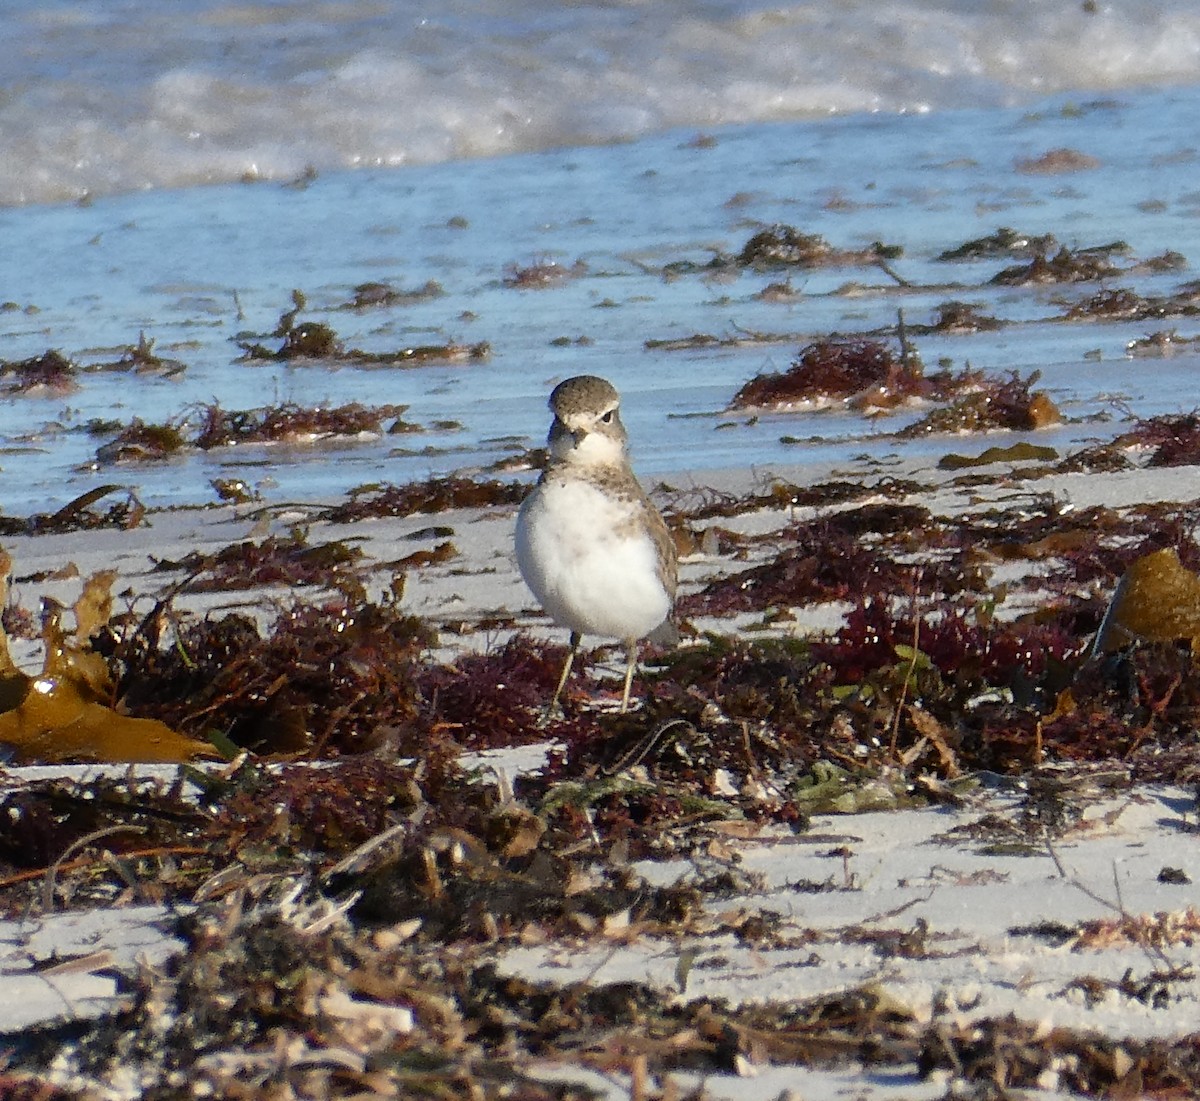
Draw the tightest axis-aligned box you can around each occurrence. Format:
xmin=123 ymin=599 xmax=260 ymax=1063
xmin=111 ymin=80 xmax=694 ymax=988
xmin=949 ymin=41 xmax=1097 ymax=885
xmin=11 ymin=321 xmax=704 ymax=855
xmin=600 ymin=410 xmax=615 ymax=423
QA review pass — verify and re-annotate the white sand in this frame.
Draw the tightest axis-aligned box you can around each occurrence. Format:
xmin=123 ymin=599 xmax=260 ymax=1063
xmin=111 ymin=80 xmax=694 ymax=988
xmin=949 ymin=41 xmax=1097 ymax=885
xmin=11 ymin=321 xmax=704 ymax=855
xmin=2 ymin=455 xmax=1199 ymax=1099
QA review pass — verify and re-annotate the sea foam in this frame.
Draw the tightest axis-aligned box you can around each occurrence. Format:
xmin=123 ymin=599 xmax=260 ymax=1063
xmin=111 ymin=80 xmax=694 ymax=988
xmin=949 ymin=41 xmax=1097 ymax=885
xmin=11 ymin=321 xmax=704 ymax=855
xmin=4 ymin=0 xmax=1200 ymax=206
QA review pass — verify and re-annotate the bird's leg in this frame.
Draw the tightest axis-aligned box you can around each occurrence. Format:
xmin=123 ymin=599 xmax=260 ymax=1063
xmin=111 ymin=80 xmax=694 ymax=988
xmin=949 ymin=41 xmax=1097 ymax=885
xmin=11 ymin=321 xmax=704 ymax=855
xmin=546 ymin=630 xmax=582 ymax=718
xmin=619 ymin=637 xmax=638 ymax=713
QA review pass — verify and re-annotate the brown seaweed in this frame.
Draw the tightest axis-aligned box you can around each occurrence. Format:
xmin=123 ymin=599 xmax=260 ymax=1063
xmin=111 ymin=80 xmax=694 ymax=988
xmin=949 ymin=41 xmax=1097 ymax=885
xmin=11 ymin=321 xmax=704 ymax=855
xmin=938 ymin=442 xmax=1060 ymax=469
xmin=1124 ymin=411 xmax=1200 ymax=466
xmin=920 ymin=300 xmax=1004 ymax=333
xmin=1125 ymin=329 xmax=1200 ymax=356
xmin=11 ymin=486 xmax=147 ymax=535
xmin=991 ymin=244 xmax=1123 ymax=285
xmin=0 ymin=557 xmax=211 ymax=764
xmin=937 ymin=226 xmax=1057 ymax=261
xmin=238 ymin=306 xmax=489 ymax=364
xmin=192 ymin=401 xmax=407 ymax=449
xmin=93 ymin=402 xmax=411 ymax=465
xmin=321 ymin=476 xmax=527 ymax=522
xmin=93 ymin=331 xmax=188 ymax=375
xmin=899 ymin=370 xmax=1061 ymax=435
xmin=677 ymin=516 xmax=912 ymax=618
xmin=119 ymin=601 xmax=435 ymax=757
xmin=737 ymin=224 xmax=901 ymax=268
xmin=154 ymin=532 xmax=366 ymax=595
xmin=341 ymin=279 xmax=444 ymax=309
xmin=730 ymin=338 xmax=926 ymax=410
xmin=0 ymin=349 xmax=78 ymax=394
xmin=95 ymin=420 xmax=186 ymax=463
xmin=502 ymin=258 xmax=587 ymax=287
xmin=1064 ymin=287 xmax=1165 ymax=321
xmin=1015 ymin=147 xmax=1102 ymax=174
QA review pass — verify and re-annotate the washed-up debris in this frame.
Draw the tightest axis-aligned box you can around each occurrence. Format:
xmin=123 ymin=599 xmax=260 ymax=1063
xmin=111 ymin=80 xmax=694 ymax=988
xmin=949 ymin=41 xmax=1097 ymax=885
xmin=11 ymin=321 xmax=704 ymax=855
xmin=339 ymin=279 xmax=444 ymax=309
xmin=240 ymin=327 xmax=490 ymax=364
xmin=152 ymin=531 xmax=366 ymax=595
xmin=209 ymin=477 xmax=259 ymax=504
xmin=89 ymin=331 xmax=188 ymax=376
xmin=320 ymin=475 xmax=527 ymax=521
xmin=118 ymin=600 xmax=435 ymax=758
xmin=1123 ymin=411 xmax=1200 ymax=466
xmin=991 ymin=243 xmax=1125 ymax=285
xmin=6 ymin=465 xmax=1200 ymax=800
xmin=916 ymin=300 xmax=1004 ymax=333
xmin=938 ymin=442 xmax=1060 ymax=469
xmin=730 ymin=338 xmax=929 ymax=411
xmin=503 ymin=257 xmax=587 ymax=287
xmin=645 ymin=325 xmax=800 ymax=351
xmin=729 ymin=334 xmax=1061 ymax=429
xmin=96 ymin=420 xmax=186 ymax=463
xmin=1015 ymin=147 xmax=1102 ymax=174
xmin=1064 ymin=286 xmax=1175 ymax=321
xmin=1094 ymin=547 xmax=1200 ymax=652
xmin=0 ymin=554 xmax=211 ymax=764
xmin=94 ymin=402 xmax=414 ymax=464
xmin=1125 ymin=329 xmax=1200 ymax=356
xmin=736 ymin=224 xmax=902 ymax=268
xmin=236 ymin=293 xmax=489 ymax=363
xmin=0 ymin=485 xmax=145 ymax=536
xmin=4 ymin=452 xmax=1200 ymax=1097
xmin=900 ymin=370 xmax=1061 ymax=434
xmin=937 ymin=226 xmax=1057 ymax=261
xmin=193 ymin=401 xmax=414 ymax=448
xmin=3 ymin=872 xmax=1199 ymax=1098
xmin=0 ymin=349 xmax=78 ymax=394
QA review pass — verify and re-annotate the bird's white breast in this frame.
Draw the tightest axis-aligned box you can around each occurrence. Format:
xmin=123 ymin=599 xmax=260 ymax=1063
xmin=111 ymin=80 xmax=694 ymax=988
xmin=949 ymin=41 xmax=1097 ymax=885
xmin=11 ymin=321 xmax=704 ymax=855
xmin=516 ymin=474 xmax=671 ymax=642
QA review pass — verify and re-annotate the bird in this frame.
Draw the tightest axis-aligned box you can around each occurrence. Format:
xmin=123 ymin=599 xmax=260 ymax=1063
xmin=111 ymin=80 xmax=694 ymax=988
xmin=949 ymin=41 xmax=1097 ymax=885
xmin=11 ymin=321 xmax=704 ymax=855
xmin=515 ymin=374 xmax=677 ymax=713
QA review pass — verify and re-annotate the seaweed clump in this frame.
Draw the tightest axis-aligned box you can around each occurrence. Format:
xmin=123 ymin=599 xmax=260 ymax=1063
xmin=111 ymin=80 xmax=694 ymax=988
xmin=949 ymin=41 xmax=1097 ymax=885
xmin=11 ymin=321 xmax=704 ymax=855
xmin=503 ymin=257 xmax=587 ymax=287
xmin=900 ymin=370 xmax=1060 ymax=435
xmin=1064 ymin=287 xmax=1166 ymax=321
xmin=154 ymin=531 xmax=366 ymax=596
xmin=737 ymin=225 xmax=901 ymax=268
xmin=414 ymin=636 xmax=574 ymax=750
xmin=0 ymin=556 xmax=211 ymax=765
xmin=237 ymin=299 xmax=489 ymax=364
xmin=919 ymin=300 xmax=1003 ymax=333
xmin=322 ymin=476 xmax=527 ymax=522
xmin=1125 ymin=329 xmax=1198 ymax=357
xmin=991 ymin=244 xmax=1123 ymax=285
xmin=3 ymin=485 xmax=147 ymax=536
xmin=95 ymin=420 xmax=187 ymax=463
xmin=276 ymin=320 xmax=342 ymax=358
xmin=0 ymin=349 xmax=78 ymax=394
xmin=94 ymin=401 xmax=411 ymax=464
xmin=119 ymin=601 xmax=435 ymax=757
xmin=937 ymin=227 xmax=1057 ymax=261
xmin=730 ymin=338 xmax=925 ymax=411
xmin=1123 ymin=412 xmax=1200 ymax=467
xmin=92 ymin=331 xmax=187 ymax=376
xmin=192 ymin=401 xmax=408 ymax=448
xmin=342 ymin=279 xmax=444 ymax=309
xmin=740 ymin=225 xmax=834 ymax=266
xmin=677 ymin=515 xmax=914 ymax=619
xmin=1014 ymin=147 xmax=1101 ymax=174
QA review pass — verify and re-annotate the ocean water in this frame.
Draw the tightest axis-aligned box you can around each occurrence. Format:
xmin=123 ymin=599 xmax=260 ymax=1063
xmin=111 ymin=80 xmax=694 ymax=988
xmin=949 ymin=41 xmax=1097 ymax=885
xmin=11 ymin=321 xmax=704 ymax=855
xmin=4 ymin=1 xmax=1200 ymax=513
xmin=7 ymin=0 xmax=1200 ymax=206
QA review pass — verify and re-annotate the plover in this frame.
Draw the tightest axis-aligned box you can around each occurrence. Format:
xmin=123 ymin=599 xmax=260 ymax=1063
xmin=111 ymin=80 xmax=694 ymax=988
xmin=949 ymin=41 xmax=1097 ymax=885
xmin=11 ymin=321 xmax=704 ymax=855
xmin=516 ymin=375 xmax=677 ymax=713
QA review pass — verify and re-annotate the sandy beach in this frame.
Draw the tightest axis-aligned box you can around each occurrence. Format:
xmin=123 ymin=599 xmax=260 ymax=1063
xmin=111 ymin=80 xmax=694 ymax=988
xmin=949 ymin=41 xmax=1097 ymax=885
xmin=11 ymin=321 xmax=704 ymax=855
xmin=3 ymin=443 xmax=1200 ymax=1098
xmin=7 ymin=6 xmax=1200 ymax=1091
